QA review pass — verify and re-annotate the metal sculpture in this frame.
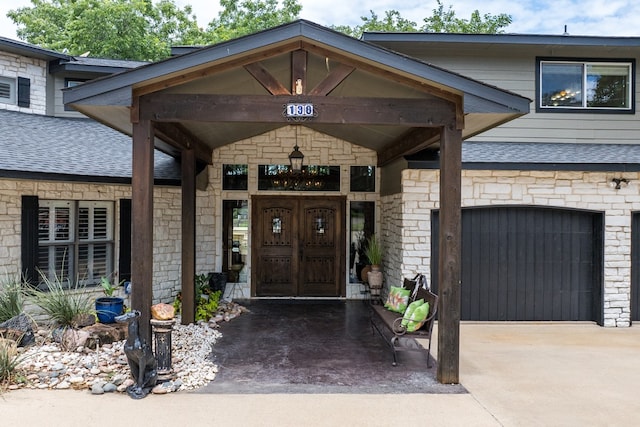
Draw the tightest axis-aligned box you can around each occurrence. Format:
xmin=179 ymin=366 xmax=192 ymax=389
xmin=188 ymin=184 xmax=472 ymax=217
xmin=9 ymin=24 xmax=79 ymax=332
xmin=115 ymin=310 xmax=157 ymax=399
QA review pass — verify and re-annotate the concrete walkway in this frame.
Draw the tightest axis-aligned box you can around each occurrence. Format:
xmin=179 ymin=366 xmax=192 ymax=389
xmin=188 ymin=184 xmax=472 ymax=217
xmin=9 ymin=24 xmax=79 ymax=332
xmin=2 ymin=323 xmax=639 ymax=426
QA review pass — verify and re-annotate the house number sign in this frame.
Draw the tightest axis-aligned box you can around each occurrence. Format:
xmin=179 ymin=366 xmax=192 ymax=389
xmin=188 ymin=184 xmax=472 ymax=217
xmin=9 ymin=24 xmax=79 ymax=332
xmin=285 ymin=103 xmax=315 ymax=117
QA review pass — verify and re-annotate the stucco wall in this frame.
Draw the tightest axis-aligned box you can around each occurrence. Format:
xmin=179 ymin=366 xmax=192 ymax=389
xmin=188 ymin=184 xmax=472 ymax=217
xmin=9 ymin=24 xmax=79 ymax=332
xmin=381 ymin=169 xmax=638 ymax=327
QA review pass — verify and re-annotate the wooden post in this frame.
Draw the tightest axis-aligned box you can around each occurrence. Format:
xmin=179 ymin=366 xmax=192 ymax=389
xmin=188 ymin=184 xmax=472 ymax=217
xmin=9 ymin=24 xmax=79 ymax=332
xmin=437 ymin=123 xmax=462 ymax=384
xmin=181 ymin=148 xmax=196 ymax=324
xmin=131 ymin=118 xmax=154 ymax=344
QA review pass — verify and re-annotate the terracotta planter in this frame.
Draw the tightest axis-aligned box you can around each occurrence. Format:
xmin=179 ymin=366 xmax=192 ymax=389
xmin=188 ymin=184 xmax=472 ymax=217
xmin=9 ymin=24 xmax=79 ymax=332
xmin=367 ymin=269 xmax=383 ymax=296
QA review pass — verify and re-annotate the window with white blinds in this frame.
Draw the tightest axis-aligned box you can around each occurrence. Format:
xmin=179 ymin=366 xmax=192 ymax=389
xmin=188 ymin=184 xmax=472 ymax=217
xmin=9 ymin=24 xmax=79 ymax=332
xmin=38 ymin=200 xmax=114 ymax=287
xmin=0 ymin=76 xmax=16 ymax=104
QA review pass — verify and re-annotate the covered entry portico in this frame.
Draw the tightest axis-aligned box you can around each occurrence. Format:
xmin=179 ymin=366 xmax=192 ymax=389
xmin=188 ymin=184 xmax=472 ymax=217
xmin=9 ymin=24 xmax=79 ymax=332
xmin=64 ymin=20 xmax=529 ymax=383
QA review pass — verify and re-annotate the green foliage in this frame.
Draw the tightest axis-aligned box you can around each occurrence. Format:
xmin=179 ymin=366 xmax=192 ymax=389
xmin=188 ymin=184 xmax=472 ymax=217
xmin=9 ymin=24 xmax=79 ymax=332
xmin=0 ymin=340 xmax=26 ymax=386
xmin=332 ymin=1 xmax=512 ymax=38
xmin=332 ymin=10 xmax=418 ymax=38
xmin=31 ymin=271 xmax=94 ymax=328
xmin=8 ymin=0 xmax=203 ymax=61
xmin=173 ymin=274 xmax=222 ymax=322
xmin=195 ymin=290 xmax=221 ymax=322
xmin=100 ymin=276 xmax=122 ymax=297
xmin=423 ymin=0 xmax=512 ymax=33
xmin=364 ymin=234 xmax=383 ymax=266
xmin=0 ymin=274 xmax=27 ymax=323
xmin=203 ymin=0 xmax=301 ymax=44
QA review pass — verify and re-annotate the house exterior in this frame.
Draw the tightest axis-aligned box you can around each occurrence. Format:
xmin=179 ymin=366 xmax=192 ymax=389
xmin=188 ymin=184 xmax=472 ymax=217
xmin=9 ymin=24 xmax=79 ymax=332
xmin=2 ymin=21 xmax=640 ymax=334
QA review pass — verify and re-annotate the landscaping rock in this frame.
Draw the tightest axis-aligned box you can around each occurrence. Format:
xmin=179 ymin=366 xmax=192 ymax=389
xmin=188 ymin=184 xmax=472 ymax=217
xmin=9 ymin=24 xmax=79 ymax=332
xmin=0 ymin=313 xmax=36 ymax=346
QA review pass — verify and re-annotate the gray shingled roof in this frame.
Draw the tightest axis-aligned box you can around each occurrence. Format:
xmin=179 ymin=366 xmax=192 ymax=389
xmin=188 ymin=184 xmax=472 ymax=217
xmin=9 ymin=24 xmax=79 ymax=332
xmin=0 ymin=109 xmax=180 ymax=183
xmin=463 ymin=141 xmax=640 ymax=165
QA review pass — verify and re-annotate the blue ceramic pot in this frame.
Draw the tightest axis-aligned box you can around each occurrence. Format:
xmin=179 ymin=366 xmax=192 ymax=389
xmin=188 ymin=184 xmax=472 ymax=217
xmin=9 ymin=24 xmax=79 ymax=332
xmin=95 ymin=297 xmax=124 ymax=323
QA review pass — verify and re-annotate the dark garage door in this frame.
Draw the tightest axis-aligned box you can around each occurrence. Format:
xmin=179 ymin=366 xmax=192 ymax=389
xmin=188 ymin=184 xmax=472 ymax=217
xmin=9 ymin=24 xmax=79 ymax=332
xmin=432 ymin=207 xmax=603 ymax=323
xmin=631 ymin=212 xmax=640 ymax=323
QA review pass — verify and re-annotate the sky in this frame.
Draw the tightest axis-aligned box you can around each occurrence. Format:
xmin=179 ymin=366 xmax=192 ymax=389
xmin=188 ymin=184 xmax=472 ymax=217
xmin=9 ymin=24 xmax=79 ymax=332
xmin=1 ymin=0 xmax=640 ymax=40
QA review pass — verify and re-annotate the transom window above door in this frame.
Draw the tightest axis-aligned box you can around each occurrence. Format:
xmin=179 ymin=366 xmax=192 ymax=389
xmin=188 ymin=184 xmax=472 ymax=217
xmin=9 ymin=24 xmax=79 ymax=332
xmin=537 ymin=58 xmax=634 ymax=112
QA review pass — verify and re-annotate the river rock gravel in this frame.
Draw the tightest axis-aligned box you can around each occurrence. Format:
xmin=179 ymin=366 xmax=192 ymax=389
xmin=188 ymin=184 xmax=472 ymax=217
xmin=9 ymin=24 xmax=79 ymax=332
xmin=9 ymin=314 xmax=231 ymax=395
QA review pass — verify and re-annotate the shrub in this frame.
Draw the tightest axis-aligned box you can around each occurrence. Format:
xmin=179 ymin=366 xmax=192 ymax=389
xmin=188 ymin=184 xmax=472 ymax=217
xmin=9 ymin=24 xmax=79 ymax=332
xmin=0 ymin=274 xmax=28 ymax=323
xmin=0 ymin=337 xmax=26 ymax=387
xmin=31 ymin=271 xmax=94 ymax=328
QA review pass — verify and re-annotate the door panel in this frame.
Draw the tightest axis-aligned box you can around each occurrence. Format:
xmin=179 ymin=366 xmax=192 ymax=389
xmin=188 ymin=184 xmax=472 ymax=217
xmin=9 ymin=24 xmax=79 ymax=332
xmin=252 ymin=196 xmax=345 ymax=297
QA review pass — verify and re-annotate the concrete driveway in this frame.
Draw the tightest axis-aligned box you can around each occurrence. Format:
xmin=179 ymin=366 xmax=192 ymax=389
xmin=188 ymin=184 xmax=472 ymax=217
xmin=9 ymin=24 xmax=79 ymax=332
xmin=2 ymin=323 xmax=639 ymax=426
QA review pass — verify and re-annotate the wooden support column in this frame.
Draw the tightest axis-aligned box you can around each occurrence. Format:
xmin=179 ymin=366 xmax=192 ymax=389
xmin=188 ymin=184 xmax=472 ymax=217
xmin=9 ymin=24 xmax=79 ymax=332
xmin=437 ymin=123 xmax=462 ymax=384
xmin=181 ymin=147 xmax=196 ymax=325
xmin=131 ymin=118 xmax=154 ymax=345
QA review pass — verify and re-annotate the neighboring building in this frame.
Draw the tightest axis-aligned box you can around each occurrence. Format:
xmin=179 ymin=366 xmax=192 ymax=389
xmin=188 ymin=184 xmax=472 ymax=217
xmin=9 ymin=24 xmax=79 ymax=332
xmin=2 ymin=22 xmax=640 ymax=327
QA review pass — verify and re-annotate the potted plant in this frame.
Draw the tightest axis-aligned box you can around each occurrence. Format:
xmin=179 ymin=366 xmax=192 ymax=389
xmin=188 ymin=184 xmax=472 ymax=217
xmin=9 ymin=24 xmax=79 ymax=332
xmin=364 ymin=235 xmax=384 ymax=296
xmin=95 ymin=276 xmax=124 ymax=324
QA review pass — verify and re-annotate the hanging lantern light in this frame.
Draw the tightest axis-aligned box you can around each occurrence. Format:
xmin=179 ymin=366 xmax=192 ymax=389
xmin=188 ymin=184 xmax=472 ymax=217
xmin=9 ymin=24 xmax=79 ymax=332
xmin=289 ymin=127 xmax=304 ymax=173
xmin=289 ymin=144 xmax=304 ymax=173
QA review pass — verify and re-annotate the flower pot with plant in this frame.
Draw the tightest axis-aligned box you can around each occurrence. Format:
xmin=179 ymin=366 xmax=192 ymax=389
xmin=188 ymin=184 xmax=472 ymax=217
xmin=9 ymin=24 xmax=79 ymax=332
xmin=95 ymin=276 xmax=124 ymax=324
xmin=364 ymin=235 xmax=384 ymax=296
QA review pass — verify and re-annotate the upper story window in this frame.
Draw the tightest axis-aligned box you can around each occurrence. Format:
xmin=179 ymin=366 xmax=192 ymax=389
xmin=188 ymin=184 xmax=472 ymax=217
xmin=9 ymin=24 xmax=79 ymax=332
xmin=537 ymin=58 xmax=634 ymax=113
xmin=0 ymin=76 xmax=16 ymax=105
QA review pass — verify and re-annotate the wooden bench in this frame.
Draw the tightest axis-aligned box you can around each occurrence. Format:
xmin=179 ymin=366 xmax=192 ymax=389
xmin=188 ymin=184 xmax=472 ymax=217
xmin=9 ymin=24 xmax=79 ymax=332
xmin=370 ymin=282 xmax=438 ymax=367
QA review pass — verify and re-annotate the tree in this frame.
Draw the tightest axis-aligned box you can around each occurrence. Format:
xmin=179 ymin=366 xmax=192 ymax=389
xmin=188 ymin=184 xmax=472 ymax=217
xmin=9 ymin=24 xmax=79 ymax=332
xmin=332 ymin=10 xmax=418 ymax=38
xmin=203 ymin=0 xmax=301 ymax=44
xmin=8 ymin=0 xmax=203 ymax=61
xmin=423 ymin=0 xmax=512 ymax=33
xmin=333 ymin=1 xmax=512 ymax=38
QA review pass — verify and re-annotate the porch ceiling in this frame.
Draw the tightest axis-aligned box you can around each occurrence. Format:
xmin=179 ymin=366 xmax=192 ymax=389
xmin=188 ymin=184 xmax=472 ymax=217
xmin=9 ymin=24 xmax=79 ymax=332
xmin=64 ymin=20 xmax=530 ymax=166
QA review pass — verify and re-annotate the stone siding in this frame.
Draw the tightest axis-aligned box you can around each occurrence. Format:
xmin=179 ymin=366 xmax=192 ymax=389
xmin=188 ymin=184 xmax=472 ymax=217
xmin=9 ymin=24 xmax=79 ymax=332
xmin=383 ymin=169 xmax=639 ymax=327
xmin=0 ymin=178 xmax=187 ymax=305
xmin=0 ymin=51 xmax=47 ymax=115
xmin=212 ymin=126 xmax=378 ymax=293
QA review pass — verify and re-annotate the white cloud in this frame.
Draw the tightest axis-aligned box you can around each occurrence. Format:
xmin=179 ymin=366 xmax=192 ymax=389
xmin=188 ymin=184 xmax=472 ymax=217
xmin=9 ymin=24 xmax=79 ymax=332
xmin=2 ymin=0 xmax=639 ymax=40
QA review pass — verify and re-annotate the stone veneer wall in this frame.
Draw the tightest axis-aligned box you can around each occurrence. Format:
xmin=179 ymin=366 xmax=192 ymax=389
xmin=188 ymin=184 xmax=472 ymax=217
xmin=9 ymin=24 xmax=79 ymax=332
xmin=0 ymin=52 xmax=47 ymax=115
xmin=211 ymin=126 xmax=378 ymax=297
xmin=0 ymin=178 xmax=191 ymax=306
xmin=381 ymin=169 xmax=639 ymax=327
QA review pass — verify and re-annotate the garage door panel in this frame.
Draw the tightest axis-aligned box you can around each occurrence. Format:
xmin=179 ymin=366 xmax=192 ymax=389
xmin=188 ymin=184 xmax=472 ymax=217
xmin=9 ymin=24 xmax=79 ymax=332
xmin=433 ymin=207 xmax=602 ymax=321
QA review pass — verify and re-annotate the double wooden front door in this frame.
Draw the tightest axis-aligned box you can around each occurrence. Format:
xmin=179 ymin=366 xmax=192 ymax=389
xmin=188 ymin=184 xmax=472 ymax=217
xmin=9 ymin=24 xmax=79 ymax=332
xmin=252 ymin=196 xmax=345 ymax=297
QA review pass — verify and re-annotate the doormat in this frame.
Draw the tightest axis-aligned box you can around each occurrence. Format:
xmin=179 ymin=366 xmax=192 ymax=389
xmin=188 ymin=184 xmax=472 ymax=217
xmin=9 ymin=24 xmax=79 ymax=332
xmin=195 ymin=300 xmax=466 ymax=394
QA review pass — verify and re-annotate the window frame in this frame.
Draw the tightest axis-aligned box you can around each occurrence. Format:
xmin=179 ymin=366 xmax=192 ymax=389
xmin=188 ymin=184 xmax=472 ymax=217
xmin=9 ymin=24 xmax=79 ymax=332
xmin=536 ymin=57 xmax=635 ymax=114
xmin=37 ymin=200 xmax=115 ymax=287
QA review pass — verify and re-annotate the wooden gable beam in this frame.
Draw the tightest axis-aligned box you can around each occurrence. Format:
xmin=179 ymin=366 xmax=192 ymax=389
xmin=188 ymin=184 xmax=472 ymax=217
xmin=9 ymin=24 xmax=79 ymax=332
xmin=153 ymin=122 xmax=212 ymax=165
xmin=244 ymin=62 xmax=290 ymax=95
xmin=140 ymin=94 xmax=456 ymax=127
xmin=377 ymin=127 xmax=442 ymax=166
xmin=291 ymin=50 xmax=307 ymax=94
xmin=309 ymin=63 xmax=355 ymax=96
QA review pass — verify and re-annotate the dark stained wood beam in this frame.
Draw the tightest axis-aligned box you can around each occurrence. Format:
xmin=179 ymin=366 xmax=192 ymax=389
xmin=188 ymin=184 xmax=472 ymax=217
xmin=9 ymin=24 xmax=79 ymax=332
xmin=140 ymin=94 xmax=456 ymax=127
xmin=309 ymin=63 xmax=355 ymax=96
xmin=153 ymin=122 xmax=212 ymax=165
xmin=244 ymin=62 xmax=290 ymax=95
xmin=181 ymin=148 xmax=196 ymax=325
xmin=133 ymin=41 xmax=304 ymax=98
xmin=291 ymin=50 xmax=307 ymax=94
xmin=437 ymin=123 xmax=462 ymax=385
xmin=299 ymin=41 xmax=463 ymax=106
xmin=377 ymin=127 xmax=442 ymax=166
xmin=131 ymin=118 xmax=154 ymax=345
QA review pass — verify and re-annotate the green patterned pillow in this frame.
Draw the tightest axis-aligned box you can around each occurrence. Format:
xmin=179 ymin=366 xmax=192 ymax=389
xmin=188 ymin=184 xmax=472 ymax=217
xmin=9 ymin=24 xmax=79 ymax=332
xmin=384 ymin=286 xmax=411 ymax=313
xmin=401 ymin=299 xmax=425 ymax=327
xmin=405 ymin=302 xmax=430 ymax=332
